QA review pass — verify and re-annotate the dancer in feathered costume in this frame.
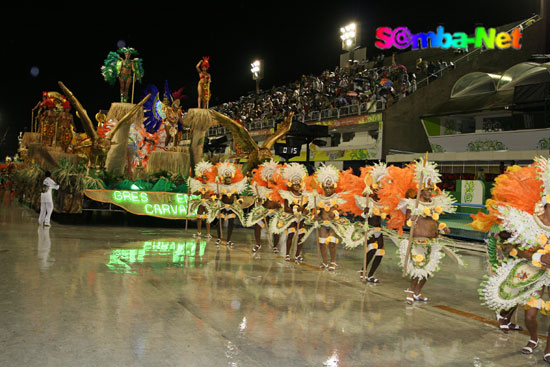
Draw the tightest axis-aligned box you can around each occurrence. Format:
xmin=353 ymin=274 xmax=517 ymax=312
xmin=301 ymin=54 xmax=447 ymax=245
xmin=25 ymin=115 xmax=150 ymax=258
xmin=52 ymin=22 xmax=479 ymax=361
xmin=247 ymin=159 xmax=283 ymax=254
xmin=379 ymin=159 xmax=456 ymax=304
xmin=189 ymin=161 xmax=215 ymax=239
xmin=306 ymin=164 xmax=357 ymax=271
xmin=344 ymin=163 xmax=390 ymax=283
xmin=101 ymin=47 xmax=144 ymax=103
xmin=470 ymin=158 xmax=550 ymax=358
xmin=269 ymin=163 xmax=310 ymax=262
xmin=196 ymin=57 xmax=211 ymax=109
xmin=143 ymin=81 xmax=185 ymax=147
xmin=207 ymin=161 xmax=247 ymax=247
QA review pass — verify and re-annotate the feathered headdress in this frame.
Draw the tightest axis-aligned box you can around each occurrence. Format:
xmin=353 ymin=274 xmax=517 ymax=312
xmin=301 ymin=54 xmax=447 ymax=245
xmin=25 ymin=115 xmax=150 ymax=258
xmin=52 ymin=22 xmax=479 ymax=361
xmin=117 ymin=47 xmax=139 ymax=56
xmin=414 ymin=158 xmax=441 ymax=189
xmin=535 ymin=156 xmax=550 ymax=197
xmin=143 ymin=84 xmax=164 ymax=132
xmin=201 ymin=56 xmax=210 ymax=70
xmin=259 ymin=159 xmax=279 ymax=181
xmin=161 ymin=80 xmax=186 ymax=107
xmin=361 ymin=162 xmax=388 ymax=194
xmin=195 ymin=161 xmax=213 ymax=177
xmin=534 ymin=156 xmax=550 ymax=215
xmin=316 ymin=164 xmax=340 ymax=188
xmin=216 ymin=161 xmax=236 ymax=178
xmin=371 ymin=162 xmax=388 ymax=185
xmin=282 ymin=163 xmax=308 ymax=186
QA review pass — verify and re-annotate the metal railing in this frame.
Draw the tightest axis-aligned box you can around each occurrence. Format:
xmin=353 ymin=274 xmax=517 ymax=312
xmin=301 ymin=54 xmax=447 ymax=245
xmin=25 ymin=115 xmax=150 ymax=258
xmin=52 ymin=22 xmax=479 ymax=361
xmin=440 ymin=202 xmax=488 ymax=241
xmin=206 ymin=101 xmax=384 ymax=137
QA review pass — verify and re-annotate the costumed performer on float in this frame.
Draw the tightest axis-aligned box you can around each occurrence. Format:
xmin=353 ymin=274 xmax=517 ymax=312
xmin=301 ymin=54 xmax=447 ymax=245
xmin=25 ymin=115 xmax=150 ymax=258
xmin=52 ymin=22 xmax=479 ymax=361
xmin=246 ymin=159 xmax=284 ymax=254
xmin=470 ymin=157 xmax=550 ymax=359
xmin=196 ymin=57 xmax=211 ymax=109
xmin=101 ymin=47 xmax=144 ymax=103
xmin=378 ymin=158 xmax=457 ymax=304
xmin=306 ymin=164 xmax=356 ymax=271
xmin=269 ymin=163 xmax=310 ymax=262
xmin=343 ymin=163 xmax=390 ymax=283
xmin=208 ymin=161 xmax=247 ymax=248
xmin=189 ymin=160 xmax=216 ymax=239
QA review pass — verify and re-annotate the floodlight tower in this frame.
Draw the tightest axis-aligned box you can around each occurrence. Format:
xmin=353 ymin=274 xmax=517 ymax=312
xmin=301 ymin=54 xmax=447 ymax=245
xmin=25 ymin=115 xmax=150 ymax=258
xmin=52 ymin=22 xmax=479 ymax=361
xmin=340 ymin=22 xmax=360 ymax=67
xmin=250 ymin=60 xmax=263 ymax=94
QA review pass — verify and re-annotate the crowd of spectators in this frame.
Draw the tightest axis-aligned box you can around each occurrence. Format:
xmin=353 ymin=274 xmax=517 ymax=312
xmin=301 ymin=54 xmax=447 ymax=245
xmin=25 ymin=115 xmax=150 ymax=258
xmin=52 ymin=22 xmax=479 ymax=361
xmin=213 ymin=58 xmax=420 ymax=124
xmin=415 ymin=58 xmax=456 ymax=83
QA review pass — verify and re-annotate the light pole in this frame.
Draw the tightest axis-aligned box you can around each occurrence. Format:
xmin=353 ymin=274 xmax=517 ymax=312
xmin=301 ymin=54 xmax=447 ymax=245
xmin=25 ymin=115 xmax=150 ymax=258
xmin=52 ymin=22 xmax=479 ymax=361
xmin=340 ymin=22 xmax=359 ymax=68
xmin=250 ymin=59 xmax=263 ymax=94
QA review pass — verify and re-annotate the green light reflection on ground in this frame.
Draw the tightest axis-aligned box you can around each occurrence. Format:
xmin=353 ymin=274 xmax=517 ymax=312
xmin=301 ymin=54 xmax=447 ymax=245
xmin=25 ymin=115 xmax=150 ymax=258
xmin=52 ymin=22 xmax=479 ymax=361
xmin=106 ymin=240 xmax=207 ymax=274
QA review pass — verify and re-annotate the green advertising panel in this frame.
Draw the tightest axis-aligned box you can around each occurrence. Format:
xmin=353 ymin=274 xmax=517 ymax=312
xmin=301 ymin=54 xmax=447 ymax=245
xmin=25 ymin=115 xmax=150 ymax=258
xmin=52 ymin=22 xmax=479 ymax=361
xmin=85 ymin=189 xmax=201 ymax=219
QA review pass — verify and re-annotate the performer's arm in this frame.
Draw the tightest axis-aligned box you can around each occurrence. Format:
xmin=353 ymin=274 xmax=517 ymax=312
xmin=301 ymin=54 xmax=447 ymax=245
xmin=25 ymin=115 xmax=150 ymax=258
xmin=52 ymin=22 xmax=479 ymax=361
xmin=330 ymin=205 xmax=341 ymax=220
xmin=283 ymin=199 xmax=292 ymax=214
xmin=196 ymin=61 xmax=202 ymax=73
xmin=526 ymin=250 xmax=550 ymax=268
xmin=440 ymin=223 xmax=450 ymax=234
xmin=45 ymin=178 xmax=59 ymax=190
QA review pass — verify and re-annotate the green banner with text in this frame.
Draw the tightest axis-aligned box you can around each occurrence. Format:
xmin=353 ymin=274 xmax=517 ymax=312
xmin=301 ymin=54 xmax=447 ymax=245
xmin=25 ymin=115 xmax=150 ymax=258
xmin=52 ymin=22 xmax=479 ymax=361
xmin=84 ymin=189 xmax=201 ymax=219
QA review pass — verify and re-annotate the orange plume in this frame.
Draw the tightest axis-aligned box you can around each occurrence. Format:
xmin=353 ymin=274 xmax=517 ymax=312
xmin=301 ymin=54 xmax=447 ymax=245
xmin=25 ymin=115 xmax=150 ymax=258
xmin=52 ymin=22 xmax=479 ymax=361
xmin=251 ymin=167 xmax=268 ymax=187
xmin=204 ymin=166 xmax=218 ymax=183
xmin=338 ymin=168 xmax=364 ymax=216
xmin=232 ymin=168 xmax=244 ymax=184
xmin=468 ymin=164 xmax=542 ymax=232
xmin=378 ymin=164 xmax=417 ymax=235
xmin=304 ymin=175 xmax=322 ymax=194
xmin=490 ymin=165 xmax=541 ymax=215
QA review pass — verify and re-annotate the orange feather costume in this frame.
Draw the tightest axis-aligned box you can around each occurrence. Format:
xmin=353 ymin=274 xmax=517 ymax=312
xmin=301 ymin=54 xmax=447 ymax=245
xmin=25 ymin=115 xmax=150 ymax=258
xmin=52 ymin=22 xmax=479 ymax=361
xmin=377 ymin=164 xmax=418 ymax=235
xmin=469 ymin=164 xmax=542 ymax=233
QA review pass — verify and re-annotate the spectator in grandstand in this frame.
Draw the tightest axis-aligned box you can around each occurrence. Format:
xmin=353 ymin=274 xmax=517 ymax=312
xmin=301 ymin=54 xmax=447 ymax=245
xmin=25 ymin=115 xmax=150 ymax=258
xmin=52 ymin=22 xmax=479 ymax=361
xmin=212 ymin=60 xmax=416 ymax=125
xmin=475 ymin=168 xmax=486 ymax=181
xmin=415 ymin=58 xmax=423 ymax=73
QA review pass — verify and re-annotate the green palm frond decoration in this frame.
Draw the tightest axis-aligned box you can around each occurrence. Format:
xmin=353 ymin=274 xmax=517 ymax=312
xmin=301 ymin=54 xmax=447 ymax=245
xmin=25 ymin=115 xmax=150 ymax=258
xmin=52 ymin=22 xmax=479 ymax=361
xmin=12 ymin=164 xmax=44 ymax=185
xmin=51 ymin=159 xmax=92 ymax=194
xmin=84 ymin=176 xmax=105 ymax=190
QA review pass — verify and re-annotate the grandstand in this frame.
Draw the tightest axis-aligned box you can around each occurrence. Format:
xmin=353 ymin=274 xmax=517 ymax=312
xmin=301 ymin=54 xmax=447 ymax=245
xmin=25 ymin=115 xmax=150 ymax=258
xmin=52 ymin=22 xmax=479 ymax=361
xmin=204 ymin=13 xmax=546 ymax=180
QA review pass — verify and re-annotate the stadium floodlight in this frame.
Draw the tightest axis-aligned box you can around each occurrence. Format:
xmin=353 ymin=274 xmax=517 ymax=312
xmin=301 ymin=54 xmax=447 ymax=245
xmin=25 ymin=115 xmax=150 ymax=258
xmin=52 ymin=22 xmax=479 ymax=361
xmin=251 ymin=60 xmax=261 ymax=79
xmin=250 ymin=59 xmax=263 ymax=94
xmin=340 ymin=22 xmax=358 ymax=52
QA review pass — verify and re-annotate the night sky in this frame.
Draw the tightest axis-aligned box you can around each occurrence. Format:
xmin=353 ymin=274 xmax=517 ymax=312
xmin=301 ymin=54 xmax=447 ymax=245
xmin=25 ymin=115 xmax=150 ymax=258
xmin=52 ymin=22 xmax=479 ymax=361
xmin=0 ymin=0 xmax=541 ymax=157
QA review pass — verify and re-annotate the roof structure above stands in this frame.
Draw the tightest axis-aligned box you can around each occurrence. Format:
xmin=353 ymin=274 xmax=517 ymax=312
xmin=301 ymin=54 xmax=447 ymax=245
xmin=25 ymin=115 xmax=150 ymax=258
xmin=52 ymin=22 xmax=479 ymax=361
xmin=422 ymin=62 xmax=550 ymax=118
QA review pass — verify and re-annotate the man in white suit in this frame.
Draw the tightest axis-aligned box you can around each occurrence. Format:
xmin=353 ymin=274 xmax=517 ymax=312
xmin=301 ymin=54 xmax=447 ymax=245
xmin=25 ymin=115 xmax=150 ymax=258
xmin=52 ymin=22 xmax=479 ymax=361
xmin=39 ymin=171 xmax=59 ymax=226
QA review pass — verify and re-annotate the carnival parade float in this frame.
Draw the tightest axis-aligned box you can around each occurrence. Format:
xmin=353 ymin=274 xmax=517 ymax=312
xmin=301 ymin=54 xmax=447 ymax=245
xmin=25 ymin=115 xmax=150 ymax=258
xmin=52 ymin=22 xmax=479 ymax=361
xmin=3 ymin=51 xmax=287 ymax=220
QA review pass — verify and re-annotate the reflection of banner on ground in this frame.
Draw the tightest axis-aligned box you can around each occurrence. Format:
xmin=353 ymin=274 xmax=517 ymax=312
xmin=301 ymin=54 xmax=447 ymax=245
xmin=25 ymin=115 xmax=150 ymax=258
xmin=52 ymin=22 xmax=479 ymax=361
xmin=107 ymin=240 xmax=207 ymax=273
xmin=84 ymin=189 xmax=201 ymax=219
